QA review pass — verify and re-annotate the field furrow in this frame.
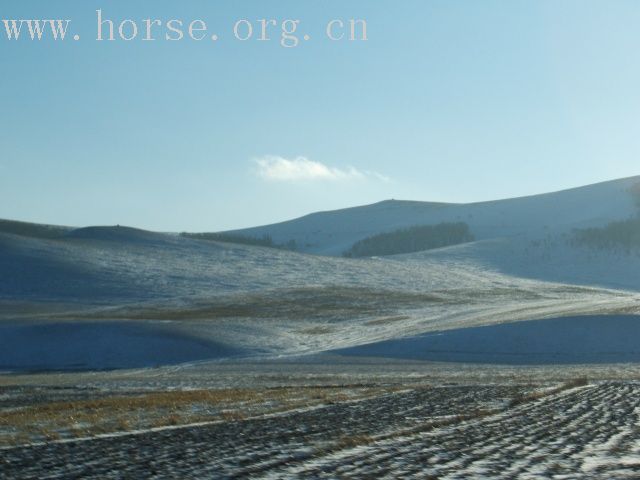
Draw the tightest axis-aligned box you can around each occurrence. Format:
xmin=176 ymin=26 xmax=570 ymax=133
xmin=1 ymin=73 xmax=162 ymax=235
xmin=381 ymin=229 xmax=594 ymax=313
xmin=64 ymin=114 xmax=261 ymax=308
xmin=2 ymin=383 xmax=640 ymax=479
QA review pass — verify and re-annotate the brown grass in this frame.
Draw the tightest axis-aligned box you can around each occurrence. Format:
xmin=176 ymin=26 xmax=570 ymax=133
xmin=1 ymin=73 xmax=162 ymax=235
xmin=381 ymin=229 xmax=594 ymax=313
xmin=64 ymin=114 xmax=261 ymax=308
xmin=509 ymin=378 xmax=588 ymax=408
xmin=0 ymin=386 xmax=393 ymax=446
xmin=334 ymin=434 xmax=375 ymax=449
xmin=56 ymin=287 xmax=450 ymax=322
xmin=298 ymin=326 xmax=334 ymax=335
xmin=365 ymin=315 xmax=410 ymax=326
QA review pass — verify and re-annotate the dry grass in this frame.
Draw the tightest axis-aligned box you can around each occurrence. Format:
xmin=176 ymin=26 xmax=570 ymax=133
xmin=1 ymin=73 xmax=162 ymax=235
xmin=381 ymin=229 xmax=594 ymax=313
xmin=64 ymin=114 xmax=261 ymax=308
xmin=509 ymin=378 xmax=588 ymax=408
xmin=298 ymin=326 xmax=334 ymax=335
xmin=56 ymin=287 xmax=450 ymax=322
xmin=334 ymin=434 xmax=375 ymax=449
xmin=365 ymin=315 xmax=410 ymax=326
xmin=0 ymin=386 xmax=394 ymax=446
xmin=1 ymin=381 xmax=584 ymax=449
xmin=563 ymin=377 xmax=589 ymax=388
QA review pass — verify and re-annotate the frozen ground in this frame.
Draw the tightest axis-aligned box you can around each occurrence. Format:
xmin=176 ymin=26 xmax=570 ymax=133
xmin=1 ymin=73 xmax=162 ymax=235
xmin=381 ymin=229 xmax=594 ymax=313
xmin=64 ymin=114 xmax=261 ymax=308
xmin=268 ymin=381 xmax=640 ymax=479
xmin=3 ymin=379 xmax=640 ymax=479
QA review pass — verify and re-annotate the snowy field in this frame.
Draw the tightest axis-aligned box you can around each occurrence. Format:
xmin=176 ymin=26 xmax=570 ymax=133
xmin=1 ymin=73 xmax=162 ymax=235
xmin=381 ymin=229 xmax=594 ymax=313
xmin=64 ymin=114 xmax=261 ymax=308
xmin=2 ymin=176 xmax=640 ymax=477
xmin=2 ymin=219 xmax=639 ymax=371
xmin=333 ymin=315 xmax=640 ymax=364
xmin=3 ymin=376 xmax=640 ymax=479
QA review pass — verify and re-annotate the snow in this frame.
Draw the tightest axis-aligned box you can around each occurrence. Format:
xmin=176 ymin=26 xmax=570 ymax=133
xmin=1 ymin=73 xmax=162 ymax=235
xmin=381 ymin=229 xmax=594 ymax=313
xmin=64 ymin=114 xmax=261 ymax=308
xmin=229 ymin=175 xmax=640 ymax=255
xmin=0 ymin=321 xmax=244 ymax=371
xmin=1 ymin=175 xmax=640 ymax=371
xmin=331 ymin=315 xmax=640 ymax=364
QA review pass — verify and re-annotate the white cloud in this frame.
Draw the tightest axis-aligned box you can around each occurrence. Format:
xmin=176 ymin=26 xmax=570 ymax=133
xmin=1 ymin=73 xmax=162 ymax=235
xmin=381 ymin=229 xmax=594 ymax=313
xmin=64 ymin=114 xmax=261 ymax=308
xmin=254 ymin=155 xmax=389 ymax=183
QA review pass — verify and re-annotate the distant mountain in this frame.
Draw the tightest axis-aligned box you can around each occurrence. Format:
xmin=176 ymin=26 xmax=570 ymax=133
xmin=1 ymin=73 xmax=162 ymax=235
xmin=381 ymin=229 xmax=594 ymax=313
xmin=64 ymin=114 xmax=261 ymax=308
xmin=223 ymin=176 xmax=640 ymax=255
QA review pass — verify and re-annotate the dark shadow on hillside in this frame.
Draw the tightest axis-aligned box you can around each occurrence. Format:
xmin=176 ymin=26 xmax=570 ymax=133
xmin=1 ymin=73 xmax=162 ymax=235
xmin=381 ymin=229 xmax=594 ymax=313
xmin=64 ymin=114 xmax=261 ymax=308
xmin=332 ymin=315 xmax=640 ymax=365
xmin=0 ymin=321 xmax=246 ymax=372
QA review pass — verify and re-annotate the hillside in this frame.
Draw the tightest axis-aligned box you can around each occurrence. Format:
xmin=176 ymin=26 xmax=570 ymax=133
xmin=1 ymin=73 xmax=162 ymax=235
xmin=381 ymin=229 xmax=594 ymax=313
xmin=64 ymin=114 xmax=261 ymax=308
xmin=0 ymin=219 xmax=72 ymax=239
xmin=344 ymin=222 xmax=474 ymax=257
xmin=333 ymin=315 xmax=640 ymax=364
xmin=2 ymin=176 xmax=640 ymax=371
xmin=223 ymin=176 xmax=640 ymax=255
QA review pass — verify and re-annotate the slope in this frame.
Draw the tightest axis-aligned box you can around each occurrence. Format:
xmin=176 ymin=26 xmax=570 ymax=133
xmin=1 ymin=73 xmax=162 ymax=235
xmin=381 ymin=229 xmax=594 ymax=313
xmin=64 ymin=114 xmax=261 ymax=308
xmin=224 ymin=176 xmax=640 ymax=255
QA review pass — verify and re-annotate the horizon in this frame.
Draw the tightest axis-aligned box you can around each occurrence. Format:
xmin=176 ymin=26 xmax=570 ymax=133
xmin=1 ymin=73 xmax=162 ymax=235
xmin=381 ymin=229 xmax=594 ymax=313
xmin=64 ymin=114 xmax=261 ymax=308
xmin=3 ymin=1 xmax=640 ymax=231
xmin=2 ymin=172 xmax=638 ymax=232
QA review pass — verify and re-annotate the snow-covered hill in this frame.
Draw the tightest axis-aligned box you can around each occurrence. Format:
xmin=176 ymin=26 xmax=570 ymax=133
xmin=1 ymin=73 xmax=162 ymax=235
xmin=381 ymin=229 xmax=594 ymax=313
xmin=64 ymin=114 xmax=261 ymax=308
xmin=333 ymin=315 xmax=640 ymax=364
xmin=1 ymin=176 xmax=640 ymax=371
xmin=227 ymin=176 xmax=640 ymax=255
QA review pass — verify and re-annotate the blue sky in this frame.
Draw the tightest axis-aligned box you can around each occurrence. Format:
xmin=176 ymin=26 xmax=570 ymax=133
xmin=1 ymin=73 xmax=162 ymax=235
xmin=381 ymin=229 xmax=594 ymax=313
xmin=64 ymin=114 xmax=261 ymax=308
xmin=1 ymin=0 xmax=639 ymax=231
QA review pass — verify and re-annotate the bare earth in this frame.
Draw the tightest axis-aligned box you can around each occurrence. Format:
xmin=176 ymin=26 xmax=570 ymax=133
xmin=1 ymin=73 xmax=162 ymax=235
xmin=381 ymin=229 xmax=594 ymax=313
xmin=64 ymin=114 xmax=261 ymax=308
xmin=2 ymin=362 xmax=640 ymax=479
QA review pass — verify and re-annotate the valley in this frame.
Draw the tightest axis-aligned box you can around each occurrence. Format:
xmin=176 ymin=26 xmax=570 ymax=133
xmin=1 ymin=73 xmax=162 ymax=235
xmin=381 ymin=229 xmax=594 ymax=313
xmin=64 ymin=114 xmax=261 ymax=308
xmin=2 ymin=176 xmax=640 ymax=478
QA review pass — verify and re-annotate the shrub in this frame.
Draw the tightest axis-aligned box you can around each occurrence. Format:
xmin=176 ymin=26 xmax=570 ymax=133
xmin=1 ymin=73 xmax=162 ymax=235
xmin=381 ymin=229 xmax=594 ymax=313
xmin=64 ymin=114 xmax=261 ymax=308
xmin=182 ymin=232 xmax=297 ymax=251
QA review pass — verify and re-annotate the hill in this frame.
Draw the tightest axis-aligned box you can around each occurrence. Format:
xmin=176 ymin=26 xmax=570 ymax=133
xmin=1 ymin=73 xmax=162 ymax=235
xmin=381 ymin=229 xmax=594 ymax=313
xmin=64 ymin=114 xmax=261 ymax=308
xmin=221 ymin=176 xmax=640 ymax=255
xmin=2 ymin=176 xmax=640 ymax=371
xmin=0 ymin=219 xmax=71 ymax=239
xmin=333 ymin=315 xmax=640 ymax=364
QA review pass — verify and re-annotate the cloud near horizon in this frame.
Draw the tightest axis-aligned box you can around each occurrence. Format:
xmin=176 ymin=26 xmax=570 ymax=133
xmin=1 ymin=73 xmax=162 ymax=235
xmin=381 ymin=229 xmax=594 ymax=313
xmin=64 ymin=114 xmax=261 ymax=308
xmin=254 ymin=155 xmax=390 ymax=183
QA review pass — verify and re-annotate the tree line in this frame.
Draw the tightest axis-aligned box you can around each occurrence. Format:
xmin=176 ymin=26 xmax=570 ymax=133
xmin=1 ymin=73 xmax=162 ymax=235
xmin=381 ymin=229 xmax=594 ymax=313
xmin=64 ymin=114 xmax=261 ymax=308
xmin=343 ymin=222 xmax=474 ymax=258
xmin=572 ymin=217 xmax=640 ymax=252
xmin=181 ymin=232 xmax=297 ymax=250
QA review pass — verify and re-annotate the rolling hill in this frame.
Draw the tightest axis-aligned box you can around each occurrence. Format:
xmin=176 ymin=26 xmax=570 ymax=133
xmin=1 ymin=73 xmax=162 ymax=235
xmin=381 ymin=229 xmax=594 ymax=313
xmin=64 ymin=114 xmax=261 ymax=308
xmin=1 ymin=176 xmax=640 ymax=370
xmin=225 ymin=176 xmax=640 ymax=256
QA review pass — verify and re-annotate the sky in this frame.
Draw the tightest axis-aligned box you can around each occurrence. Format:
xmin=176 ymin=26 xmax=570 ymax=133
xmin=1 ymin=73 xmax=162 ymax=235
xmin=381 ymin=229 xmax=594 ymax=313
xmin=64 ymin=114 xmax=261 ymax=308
xmin=1 ymin=0 xmax=640 ymax=231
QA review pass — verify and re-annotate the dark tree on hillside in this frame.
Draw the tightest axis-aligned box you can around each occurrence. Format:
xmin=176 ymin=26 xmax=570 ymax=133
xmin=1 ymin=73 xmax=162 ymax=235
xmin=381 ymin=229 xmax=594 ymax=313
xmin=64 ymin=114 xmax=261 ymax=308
xmin=344 ymin=222 xmax=474 ymax=258
xmin=181 ymin=232 xmax=298 ymax=250
xmin=573 ymin=217 xmax=640 ymax=252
